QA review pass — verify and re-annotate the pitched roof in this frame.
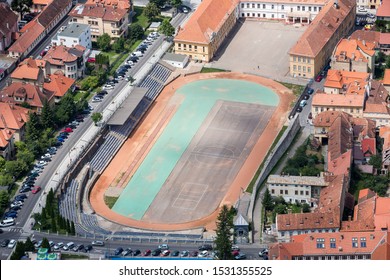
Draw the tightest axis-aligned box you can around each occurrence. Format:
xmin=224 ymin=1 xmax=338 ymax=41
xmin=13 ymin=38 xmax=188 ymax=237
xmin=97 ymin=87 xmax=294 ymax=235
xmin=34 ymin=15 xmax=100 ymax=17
xmin=379 ymin=125 xmax=390 ymax=151
xmin=11 ymin=58 xmax=45 ymax=81
xmin=289 ymin=0 xmax=356 ymax=57
xmin=0 ymin=83 xmax=53 ymax=108
xmin=85 ymin=0 xmax=131 ymax=10
xmin=175 ymin=0 xmax=238 ymax=44
xmin=324 ymin=69 xmax=369 ymax=95
xmin=351 ymin=117 xmax=376 ymax=139
xmin=377 ymin=0 xmax=390 ymax=17
xmin=358 ymin=188 xmax=376 ymax=202
xmin=0 ymin=128 xmax=15 ymax=148
xmin=43 ymin=45 xmax=84 ymax=65
xmin=375 ymin=197 xmax=390 ymax=231
xmin=69 ymin=4 xmax=128 ymax=22
xmin=33 ymin=0 xmax=53 ymax=5
xmin=350 ymin=30 xmax=380 ymax=48
xmin=380 ymin=32 xmax=390 ymax=45
xmin=332 ymin=38 xmax=375 ymax=64
xmin=312 ymin=92 xmax=365 ymax=108
xmin=327 ymin=112 xmax=353 ymax=161
xmin=0 ymin=102 xmax=29 ymax=131
xmin=313 ymin=111 xmax=351 ymax=127
xmin=328 ymin=150 xmax=352 ymax=175
xmin=8 ymin=21 xmax=45 ymax=54
xmin=37 ymin=0 xmax=72 ymax=28
xmin=361 ymin=138 xmax=376 ymax=155
xmin=43 ymin=73 xmax=75 ymax=97
xmin=0 ymin=3 xmax=18 ymax=37
xmin=383 ymin=69 xmax=390 ymax=85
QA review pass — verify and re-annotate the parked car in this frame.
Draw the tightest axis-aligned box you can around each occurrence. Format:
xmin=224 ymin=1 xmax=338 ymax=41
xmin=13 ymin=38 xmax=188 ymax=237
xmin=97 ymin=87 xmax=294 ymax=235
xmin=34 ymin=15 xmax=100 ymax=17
xmin=171 ymin=250 xmax=180 ymax=257
xmin=92 ymin=96 xmax=102 ymax=103
xmin=307 ymin=88 xmax=314 ymax=95
xmin=63 ymin=242 xmax=75 ymax=251
xmin=4 ymin=212 xmax=17 ymax=219
xmin=143 ymin=249 xmax=151 ymax=256
xmin=10 ymin=201 xmax=23 ymax=208
xmin=53 ymin=141 xmax=63 ymax=147
xmin=158 ymin=244 xmax=169 ymax=250
xmin=198 ymin=250 xmax=209 ymax=258
xmin=299 ymin=100 xmax=307 ymax=107
xmin=84 ymin=244 xmax=93 ymax=252
xmin=53 ymin=242 xmax=64 ymax=251
xmin=62 ymin=127 xmax=73 ymax=133
xmin=303 ymin=94 xmax=310 ymax=100
xmin=122 ymin=248 xmax=133 ymax=256
xmin=31 ymin=186 xmax=41 ymax=194
xmin=133 ymin=249 xmax=141 ymax=256
xmin=199 ymin=244 xmax=213 ymax=251
xmin=73 ymin=244 xmax=84 ymax=252
xmin=151 ymin=249 xmax=161 ymax=256
xmin=367 ymin=13 xmax=376 ymax=18
xmin=10 ymin=205 xmax=22 ymax=211
xmin=13 ymin=196 xmax=25 ymax=202
xmin=91 ymin=240 xmax=105 ymax=246
xmin=161 ymin=250 xmax=170 ymax=257
xmin=190 ymin=251 xmax=198 ymax=257
xmin=103 ymin=84 xmax=114 ymax=90
xmin=56 ymin=137 xmax=65 ymax=142
xmin=315 ymin=74 xmax=323 ymax=82
xmin=114 ymin=247 xmax=124 ymax=256
xmin=15 ymin=194 xmax=27 ymax=200
xmin=0 ymin=239 xmax=10 ymax=247
xmin=235 ymin=253 xmax=247 ymax=260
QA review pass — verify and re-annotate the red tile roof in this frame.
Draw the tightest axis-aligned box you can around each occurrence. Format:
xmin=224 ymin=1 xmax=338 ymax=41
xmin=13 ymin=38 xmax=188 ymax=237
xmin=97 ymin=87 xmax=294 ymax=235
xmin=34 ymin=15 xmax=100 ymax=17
xmin=328 ymin=150 xmax=352 ymax=175
xmin=37 ymin=0 xmax=72 ymax=28
xmin=43 ymin=73 xmax=75 ymax=97
xmin=0 ymin=83 xmax=53 ymax=109
xmin=380 ymin=126 xmax=390 ymax=151
xmin=350 ymin=30 xmax=380 ymax=48
xmin=0 ymin=3 xmax=18 ymax=38
xmin=8 ymin=21 xmax=45 ymax=54
xmin=289 ymin=0 xmax=356 ymax=57
xmin=383 ymin=69 xmax=390 ymax=85
xmin=324 ymin=69 xmax=369 ymax=94
xmin=351 ymin=117 xmax=376 ymax=139
xmin=377 ymin=0 xmax=390 ymax=17
xmin=0 ymin=102 xmax=29 ymax=131
xmin=333 ymin=38 xmax=375 ymax=63
xmin=327 ymin=109 xmax=353 ymax=161
xmin=313 ymin=111 xmax=351 ymax=127
xmin=175 ymin=0 xmax=238 ymax=44
xmin=361 ymin=138 xmax=376 ymax=156
xmin=85 ymin=0 xmax=131 ymax=10
xmin=11 ymin=58 xmax=45 ymax=81
xmin=43 ymin=45 xmax=85 ymax=65
xmin=70 ymin=4 xmax=128 ymax=22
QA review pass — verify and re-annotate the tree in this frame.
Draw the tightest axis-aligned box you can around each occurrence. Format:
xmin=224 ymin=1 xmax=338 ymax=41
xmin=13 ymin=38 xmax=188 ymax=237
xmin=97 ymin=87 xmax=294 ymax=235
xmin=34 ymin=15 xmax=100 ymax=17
xmin=150 ymin=0 xmax=167 ymax=8
xmin=0 ymin=174 xmax=13 ymax=187
xmin=81 ymin=76 xmax=99 ymax=91
xmin=385 ymin=55 xmax=390 ymax=69
xmin=15 ymin=141 xmax=34 ymax=165
xmin=51 ymin=217 xmax=57 ymax=232
xmin=144 ymin=2 xmax=160 ymax=20
xmin=262 ymin=188 xmax=273 ymax=211
xmin=4 ymin=160 xmax=28 ymax=179
xmin=171 ymin=0 xmax=182 ymax=8
xmin=11 ymin=0 xmax=32 ymax=18
xmin=159 ymin=19 xmax=175 ymax=37
xmin=377 ymin=51 xmax=386 ymax=64
xmin=97 ymin=33 xmax=111 ymax=51
xmin=66 ymin=219 xmax=71 ymax=233
xmin=273 ymin=204 xmax=287 ymax=215
xmin=41 ymin=237 xmax=50 ymax=251
xmin=302 ymin=203 xmax=311 ymax=213
xmin=41 ymin=100 xmax=55 ymax=129
xmin=128 ymin=24 xmax=144 ymax=41
xmin=10 ymin=241 xmax=26 ymax=260
xmin=369 ymin=154 xmax=382 ymax=170
xmin=95 ymin=53 xmax=110 ymax=69
xmin=24 ymin=237 xmax=35 ymax=252
xmin=0 ymin=190 xmax=10 ymax=209
xmin=25 ymin=112 xmax=41 ymax=143
xmin=113 ymin=37 xmax=125 ymax=53
xmin=55 ymin=94 xmax=77 ymax=125
xmin=71 ymin=221 xmax=76 ymax=235
xmin=91 ymin=112 xmax=103 ymax=125
xmin=214 ymin=205 xmax=233 ymax=260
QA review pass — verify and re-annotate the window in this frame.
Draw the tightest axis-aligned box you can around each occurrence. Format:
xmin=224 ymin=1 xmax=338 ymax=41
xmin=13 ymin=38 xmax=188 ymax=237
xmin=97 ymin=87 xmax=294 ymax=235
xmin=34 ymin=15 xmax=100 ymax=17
xmin=271 ymin=4 xmax=274 ymax=9
xmin=246 ymin=3 xmax=249 ymax=8
xmin=271 ymin=189 xmax=275 ymax=194
xmin=308 ymin=67 xmax=311 ymax=73
xmin=293 ymin=65 xmax=296 ymax=71
xmin=252 ymin=13 xmax=255 ymax=17
xmin=309 ymin=6 xmax=312 ymax=11
xmin=282 ymin=5 xmax=284 ymax=10
xmin=293 ymin=56 xmax=297 ymax=62
xmin=306 ymin=191 xmax=309 ymax=195
xmin=307 ymin=58 xmax=311 ymax=63
xmin=298 ymin=57 xmax=301 ymax=62
xmin=247 ymin=13 xmax=250 ymax=16
xmin=258 ymin=13 xmax=260 ymax=17
xmin=297 ymin=6 xmax=300 ymax=11
xmin=319 ymin=7 xmax=322 ymax=11
xmin=302 ymin=6 xmax=305 ymax=11
xmin=263 ymin=4 xmax=266 ymax=9
xmin=242 ymin=13 xmax=245 ymax=17
xmin=281 ymin=14 xmax=284 ymax=18
xmin=263 ymin=14 xmax=266 ymax=17
xmin=314 ymin=6 xmax=317 ymax=12
xmin=360 ymin=237 xmax=366 ymax=248
xmin=316 ymin=238 xmax=325 ymax=248
xmin=352 ymin=237 xmax=358 ymax=248
xmin=303 ymin=66 xmax=306 ymax=72
xmin=272 ymin=14 xmax=274 ymax=18
xmin=300 ymin=190 xmax=303 ymax=195
xmin=280 ymin=190 xmax=283 ymax=195
xmin=330 ymin=238 xmax=336 ymax=248
xmin=258 ymin=4 xmax=260 ymax=8
xmin=285 ymin=190 xmax=288 ymax=195
xmin=241 ymin=3 xmax=244 ymax=8
xmin=252 ymin=3 xmax=255 ymax=8
xmin=295 ymin=190 xmax=298 ymax=195
xmin=298 ymin=66 xmax=301 ymax=71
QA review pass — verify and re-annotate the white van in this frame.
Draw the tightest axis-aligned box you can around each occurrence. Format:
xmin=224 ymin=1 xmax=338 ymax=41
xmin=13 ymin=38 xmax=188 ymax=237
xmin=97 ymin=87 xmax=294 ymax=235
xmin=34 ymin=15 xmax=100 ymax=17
xmin=0 ymin=218 xmax=15 ymax=227
xmin=299 ymin=100 xmax=307 ymax=107
xmin=132 ymin=51 xmax=143 ymax=57
xmin=63 ymin=242 xmax=75 ymax=251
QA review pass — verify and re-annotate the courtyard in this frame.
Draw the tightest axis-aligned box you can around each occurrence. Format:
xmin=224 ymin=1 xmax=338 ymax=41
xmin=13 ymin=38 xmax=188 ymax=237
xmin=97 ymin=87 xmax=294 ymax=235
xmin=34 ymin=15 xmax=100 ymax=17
xmin=210 ymin=20 xmax=308 ymax=83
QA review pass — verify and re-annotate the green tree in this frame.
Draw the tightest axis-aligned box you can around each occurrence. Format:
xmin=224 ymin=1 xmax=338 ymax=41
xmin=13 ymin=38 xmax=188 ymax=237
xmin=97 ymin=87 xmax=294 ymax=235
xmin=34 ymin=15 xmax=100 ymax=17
xmin=0 ymin=190 xmax=10 ymax=209
xmin=386 ymin=55 xmax=390 ymax=69
xmin=369 ymin=154 xmax=382 ymax=170
xmin=97 ymin=33 xmax=111 ymax=51
xmin=274 ymin=204 xmax=288 ymax=215
xmin=41 ymin=238 xmax=50 ymax=251
xmin=300 ymin=165 xmax=321 ymax=176
xmin=159 ymin=19 xmax=175 ymax=37
xmin=377 ymin=51 xmax=386 ymax=64
xmin=11 ymin=0 xmax=32 ymax=18
xmin=0 ymin=174 xmax=13 ymax=187
xmin=95 ymin=53 xmax=110 ymax=69
xmin=24 ymin=237 xmax=35 ymax=252
xmin=262 ymin=188 xmax=273 ymax=211
xmin=41 ymin=100 xmax=55 ymax=129
xmin=55 ymin=94 xmax=77 ymax=125
xmin=71 ymin=221 xmax=76 ymax=235
xmin=81 ymin=76 xmax=99 ymax=91
xmin=4 ymin=160 xmax=28 ymax=179
xmin=214 ymin=205 xmax=233 ymax=260
xmin=91 ymin=112 xmax=103 ymax=125
xmin=51 ymin=217 xmax=57 ymax=232
xmin=66 ymin=219 xmax=71 ymax=233
xmin=25 ymin=112 xmax=41 ymax=143
xmin=113 ymin=37 xmax=125 ymax=53
xmin=171 ymin=0 xmax=182 ymax=8
xmin=0 ymin=156 xmax=5 ymax=169
xmin=144 ymin=2 xmax=160 ymax=20
xmin=150 ymin=0 xmax=167 ymax=8
xmin=15 ymin=141 xmax=34 ymax=165
xmin=302 ymin=203 xmax=311 ymax=213
xmin=10 ymin=241 xmax=26 ymax=260
xmin=128 ymin=24 xmax=144 ymax=40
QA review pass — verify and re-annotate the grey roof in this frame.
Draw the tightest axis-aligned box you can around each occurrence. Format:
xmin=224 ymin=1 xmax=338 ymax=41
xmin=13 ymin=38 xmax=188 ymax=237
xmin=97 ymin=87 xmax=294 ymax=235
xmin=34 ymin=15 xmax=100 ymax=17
xmin=162 ymin=53 xmax=188 ymax=63
xmin=234 ymin=214 xmax=249 ymax=226
xmin=150 ymin=22 xmax=161 ymax=28
xmin=59 ymin=23 xmax=90 ymax=38
xmin=107 ymin=88 xmax=147 ymax=125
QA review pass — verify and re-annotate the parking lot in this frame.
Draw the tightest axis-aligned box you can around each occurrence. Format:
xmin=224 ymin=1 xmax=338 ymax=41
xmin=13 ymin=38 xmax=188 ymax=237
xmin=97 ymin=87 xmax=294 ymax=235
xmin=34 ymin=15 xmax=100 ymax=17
xmin=210 ymin=20 xmax=307 ymax=82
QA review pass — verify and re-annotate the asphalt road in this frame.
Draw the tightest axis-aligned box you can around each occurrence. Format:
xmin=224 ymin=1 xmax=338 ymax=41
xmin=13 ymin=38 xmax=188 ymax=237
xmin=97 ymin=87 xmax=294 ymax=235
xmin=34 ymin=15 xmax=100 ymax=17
xmin=0 ymin=12 xmax=190 ymax=260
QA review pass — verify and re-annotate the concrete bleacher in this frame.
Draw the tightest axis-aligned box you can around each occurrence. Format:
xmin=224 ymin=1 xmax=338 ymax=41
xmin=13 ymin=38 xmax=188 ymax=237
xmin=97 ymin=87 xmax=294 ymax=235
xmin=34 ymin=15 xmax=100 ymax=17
xmin=139 ymin=63 xmax=173 ymax=101
xmin=89 ymin=134 xmax=123 ymax=173
xmin=59 ymin=180 xmax=78 ymax=223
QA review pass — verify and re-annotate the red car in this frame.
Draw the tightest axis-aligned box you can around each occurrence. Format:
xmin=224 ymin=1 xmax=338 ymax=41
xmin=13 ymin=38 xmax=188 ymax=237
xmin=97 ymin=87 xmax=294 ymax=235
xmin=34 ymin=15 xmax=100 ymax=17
xmin=31 ymin=186 xmax=41 ymax=194
xmin=315 ymin=74 xmax=323 ymax=82
xmin=143 ymin=249 xmax=151 ymax=256
xmin=61 ymin=127 xmax=73 ymax=133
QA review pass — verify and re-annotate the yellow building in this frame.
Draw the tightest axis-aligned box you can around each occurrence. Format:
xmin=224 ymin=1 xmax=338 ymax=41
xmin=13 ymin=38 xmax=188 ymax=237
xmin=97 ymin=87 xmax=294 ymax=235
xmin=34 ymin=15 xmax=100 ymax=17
xmin=69 ymin=4 xmax=129 ymax=41
xmin=289 ymin=0 xmax=356 ymax=78
xmin=174 ymin=0 xmax=239 ymax=62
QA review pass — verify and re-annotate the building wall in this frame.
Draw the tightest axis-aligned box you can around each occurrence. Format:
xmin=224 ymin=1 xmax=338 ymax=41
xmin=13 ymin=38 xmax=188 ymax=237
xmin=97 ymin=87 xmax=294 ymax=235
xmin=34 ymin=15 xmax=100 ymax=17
xmin=277 ymin=227 xmax=340 ymax=241
xmin=0 ymin=20 xmax=18 ymax=53
xmin=238 ymin=1 xmax=324 ymax=22
xmin=53 ymin=26 xmax=92 ymax=49
xmin=312 ymin=104 xmax=364 ymax=119
xmin=267 ymin=182 xmax=320 ymax=204
xmin=363 ymin=112 xmax=390 ymax=127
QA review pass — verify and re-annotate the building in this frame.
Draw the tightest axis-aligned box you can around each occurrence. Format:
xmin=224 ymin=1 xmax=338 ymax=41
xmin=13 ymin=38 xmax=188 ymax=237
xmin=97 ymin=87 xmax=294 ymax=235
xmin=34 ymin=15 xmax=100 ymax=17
xmin=31 ymin=0 xmax=52 ymax=13
xmin=377 ymin=0 xmax=390 ymax=21
xmin=85 ymin=0 xmax=132 ymax=12
xmin=69 ymin=4 xmax=129 ymax=41
xmin=174 ymin=0 xmax=239 ymax=62
xmin=162 ymin=53 xmax=189 ymax=69
xmin=289 ymin=0 xmax=356 ymax=78
xmin=8 ymin=0 xmax=73 ymax=59
xmin=363 ymin=80 xmax=390 ymax=126
xmin=379 ymin=125 xmax=390 ymax=174
xmin=379 ymin=33 xmax=390 ymax=54
xmin=238 ymin=0 xmax=326 ymax=23
xmin=42 ymin=45 xmax=86 ymax=79
xmin=350 ymin=29 xmax=380 ymax=48
xmin=0 ymin=103 xmax=29 ymax=159
xmin=43 ymin=73 xmax=75 ymax=103
xmin=322 ymin=70 xmax=370 ymax=96
xmin=0 ymin=3 xmax=18 ymax=54
xmin=52 ymin=23 xmax=92 ymax=49
xmin=330 ymin=38 xmax=376 ymax=73
xmin=10 ymin=57 xmax=48 ymax=86
xmin=383 ymin=69 xmax=390 ymax=92
xmin=0 ymin=83 xmax=54 ymax=113
xmin=269 ymin=230 xmax=390 ymax=260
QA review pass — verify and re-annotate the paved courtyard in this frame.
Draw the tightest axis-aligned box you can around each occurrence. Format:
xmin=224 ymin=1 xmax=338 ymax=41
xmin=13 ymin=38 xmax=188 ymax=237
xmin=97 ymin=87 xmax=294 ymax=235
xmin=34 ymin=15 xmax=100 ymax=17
xmin=210 ymin=20 xmax=308 ymax=83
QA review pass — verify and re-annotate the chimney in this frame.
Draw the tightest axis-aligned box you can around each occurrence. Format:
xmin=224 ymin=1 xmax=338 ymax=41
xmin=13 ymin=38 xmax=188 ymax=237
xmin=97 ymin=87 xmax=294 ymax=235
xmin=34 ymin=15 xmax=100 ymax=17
xmin=363 ymin=40 xmax=366 ymax=46
xmin=6 ymin=23 xmax=9 ymax=29
xmin=348 ymin=215 xmax=352 ymax=221
xmin=334 ymin=0 xmax=339 ymax=9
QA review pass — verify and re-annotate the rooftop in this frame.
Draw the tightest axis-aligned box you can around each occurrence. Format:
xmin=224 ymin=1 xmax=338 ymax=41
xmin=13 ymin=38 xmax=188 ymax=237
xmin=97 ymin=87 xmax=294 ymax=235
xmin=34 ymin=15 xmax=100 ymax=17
xmin=327 ymin=150 xmax=352 ymax=175
xmin=69 ymin=4 xmax=128 ymax=22
xmin=58 ymin=23 xmax=90 ymax=39
xmin=267 ymin=174 xmax=328 ymax=186
xmin=0 ymin=3 xmax=18 ymax=37
xmin=162 ymin=53 xmax=188 ymax=63
xmin=377 ymin=0 xmax=390 ymax=17
xmin=383 ymin=69 xmax=390 ymax=85
xmin=379 ymin=125 xmax=390 ymax=151
xmin=350 ymin=30 xmax=380 ymax=48
xmin=85 ymin=0 xmax=131 ymax=10
xmin=332 ymin=38 xmax=375 ymax=63
xmin=327 ymin=111 xmax=353 ymax=161
xmin=43 ymin=73 xmax=75 ymax=97
xmin=0 ymin=102 xmax=29 ymax=131
xmin=43 ymin=45 xmax=85 ymax=66
xmin=11 ymin=58 xmax=45 ymax=81
xmin=313 ymin=111 xmax=351 ymax=127
xmin=312 ymin=91 xmax=365 ymax=108
xmin=324 ymin=69 xmax=369 ymax=95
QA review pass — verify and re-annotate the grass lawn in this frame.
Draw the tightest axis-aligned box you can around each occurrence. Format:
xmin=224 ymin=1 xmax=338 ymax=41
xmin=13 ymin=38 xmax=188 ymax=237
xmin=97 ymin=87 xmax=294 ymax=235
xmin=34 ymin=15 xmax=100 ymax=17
xmin=246 ymin=126 xmax=288 ymax=193
xmin=61 ymin=254 xmax=89 ymax=260
xmin=104 ymin=195 xmax=119 ymax=209
xmin=133 ymin=7 xmax=149 ymax=29
xmin=280 ymin=82 xmax=305 ymax=97
xmin=200 ymin=67 xmax=229 ymax=73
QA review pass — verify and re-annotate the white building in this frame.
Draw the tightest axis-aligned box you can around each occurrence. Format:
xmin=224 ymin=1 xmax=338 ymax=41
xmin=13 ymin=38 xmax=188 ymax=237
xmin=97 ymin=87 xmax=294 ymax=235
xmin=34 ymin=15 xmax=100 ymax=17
xmin=238 ymin=0 xmax=326 ymax=23
xmin=52 ymin=23 xmax=92 ymax=50
xmin=267 ymin=174 xmax=328 ymax=206
xmin=162 ymin=53 xmax=189 ymax=69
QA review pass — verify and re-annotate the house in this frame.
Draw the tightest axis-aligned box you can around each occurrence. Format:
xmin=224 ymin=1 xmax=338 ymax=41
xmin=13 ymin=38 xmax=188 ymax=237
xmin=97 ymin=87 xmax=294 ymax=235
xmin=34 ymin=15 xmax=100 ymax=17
xmin=350 ymin=30 xmax=380 ymax=49
xmin=238 ymin=0 xmax=327 ymax=23
xmin=0 ymin=103 xmax=29 ymax=160
xmin=313 ymin=111 xmax=352 ymax=145
xmin=289 ymin=0 xmax=356 ymax=78
xmin=10 ymin=57 xmax=48 ymax=86
xmin=43 ymin=73 xmax=75 ymax=103
xmin=174 ymin=0 xmax=238 ymax=62
xmin=85 ymin=0 xmax=132 ymax=13
xmin=8 ymin=0 xmax=73 ymax=59
xmin=379 ymin=125 xmax=390 ymax=174
xmin=51 ymin=23 xmax=92 ymax=50
xmin=69 ymin=4 xmax=129 ymax=41
xmin=42 ymin=45 xmax=86 ymax=79
xmin=266 ymin=174 xmax=328 ymax=207
xmin=383 ymin=69 xmax=390 ymax=92
xmin=0 ymin=3 xmax=18 ymax=54
xmin=379 ymin=33 xmax=390 ymax=54
xmin=162 ymin=53 xmax=189 ymax=69
xmin=330 ymin=38 xmax=376 ymax=73
xmin=31 ymin=0 xmax=53 ymax=13
xmin=322 ymin=70 xmax=370 ymax=96
xmin=377 ymin=0 xmax=390 ymax=21
xmin=363 ymin=80 xmax=390 ymax=127
xmin=0 ymin=83 xmax=54 ymax=113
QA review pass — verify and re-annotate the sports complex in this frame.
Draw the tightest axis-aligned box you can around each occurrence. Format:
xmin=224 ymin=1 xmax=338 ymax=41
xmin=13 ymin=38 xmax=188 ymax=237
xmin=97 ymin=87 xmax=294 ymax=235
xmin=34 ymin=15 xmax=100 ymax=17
xmin=89 ymin=71 xmax=293 ymax=231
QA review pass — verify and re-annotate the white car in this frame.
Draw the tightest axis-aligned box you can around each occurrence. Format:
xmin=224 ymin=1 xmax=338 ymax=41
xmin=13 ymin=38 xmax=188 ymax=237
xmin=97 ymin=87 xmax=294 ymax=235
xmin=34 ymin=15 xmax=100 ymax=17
xmin=158 ymin=244 xmax=169 ymax=250
xmin=92 ymin=96 xmax=102 ymax=103
xmin=11 ymin=202 xmax=23 ymax=208
xmin=8 ymin=239 xmax=16 ymax=249
xmin=198 ymin=250 xmax=209 ymax=258
xmin=38 ymin=160 xmax=47 ymax=166
xmin=103 ymin=84 xmax=114 ymax=90
xmin=53 ymin=242 xmax=64 ymax=251
xmin=231 ymin=245 xmax=240 ymax=251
